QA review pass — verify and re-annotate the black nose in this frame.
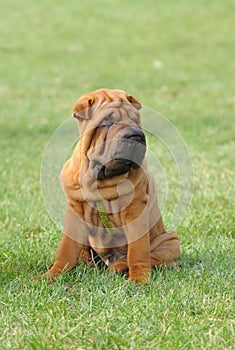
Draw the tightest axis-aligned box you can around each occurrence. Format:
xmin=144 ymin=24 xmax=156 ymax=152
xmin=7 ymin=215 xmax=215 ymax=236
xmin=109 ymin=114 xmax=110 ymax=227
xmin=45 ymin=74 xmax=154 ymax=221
xmin=123 ymin=128 xmax=146 ymax=145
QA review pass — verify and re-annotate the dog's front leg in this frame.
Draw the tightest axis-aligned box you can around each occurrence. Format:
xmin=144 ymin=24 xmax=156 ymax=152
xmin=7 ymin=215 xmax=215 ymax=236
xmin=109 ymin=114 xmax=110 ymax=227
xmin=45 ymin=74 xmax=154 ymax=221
xmin=44 ymin=234 xmax=91 ymax=280
xmin=127 ymin=232 xmax=151 ymax=283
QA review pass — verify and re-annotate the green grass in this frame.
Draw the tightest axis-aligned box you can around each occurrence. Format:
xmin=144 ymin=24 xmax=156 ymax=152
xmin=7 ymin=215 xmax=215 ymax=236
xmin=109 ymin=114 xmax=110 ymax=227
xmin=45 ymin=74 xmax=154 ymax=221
xmin=0 ymin=0 xmax=234 ymax=349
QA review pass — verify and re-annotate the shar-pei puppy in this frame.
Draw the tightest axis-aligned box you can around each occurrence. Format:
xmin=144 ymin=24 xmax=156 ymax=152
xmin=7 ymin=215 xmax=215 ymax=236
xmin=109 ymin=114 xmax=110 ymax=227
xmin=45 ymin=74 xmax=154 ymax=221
xmin=43 ymin=88 xmax=180 ymax=283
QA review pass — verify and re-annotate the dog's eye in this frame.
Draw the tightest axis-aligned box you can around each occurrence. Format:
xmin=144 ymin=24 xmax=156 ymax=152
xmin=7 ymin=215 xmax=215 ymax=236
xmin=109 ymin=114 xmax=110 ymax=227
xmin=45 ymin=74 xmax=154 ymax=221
xmin=99 ymin=117 xmax=113 ymax=127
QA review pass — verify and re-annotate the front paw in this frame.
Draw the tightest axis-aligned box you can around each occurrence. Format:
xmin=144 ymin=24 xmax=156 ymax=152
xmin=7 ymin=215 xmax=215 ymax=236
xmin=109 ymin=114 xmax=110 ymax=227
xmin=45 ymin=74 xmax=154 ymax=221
xmin=33 ymin=263 xmax=66 ymax=281
xmin=108 ymin=258 xmax=128 ymax=273
xmin=129 ymin=267 xmax=151 ymax=284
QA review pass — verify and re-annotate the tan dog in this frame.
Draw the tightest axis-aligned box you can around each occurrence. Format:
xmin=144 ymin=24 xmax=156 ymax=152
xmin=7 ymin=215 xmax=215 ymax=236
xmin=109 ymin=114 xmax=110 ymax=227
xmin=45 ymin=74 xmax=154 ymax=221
xmin=44 ymin=88 xmax=180 ymax=283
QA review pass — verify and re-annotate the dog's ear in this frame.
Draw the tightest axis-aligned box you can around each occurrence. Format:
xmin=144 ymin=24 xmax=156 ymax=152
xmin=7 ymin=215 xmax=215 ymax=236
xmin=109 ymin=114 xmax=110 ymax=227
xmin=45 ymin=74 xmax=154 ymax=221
xmin=72 ymin=96 xmax=95 ymax=120
xmin=127 ymin=95 xmax=142 ymax=110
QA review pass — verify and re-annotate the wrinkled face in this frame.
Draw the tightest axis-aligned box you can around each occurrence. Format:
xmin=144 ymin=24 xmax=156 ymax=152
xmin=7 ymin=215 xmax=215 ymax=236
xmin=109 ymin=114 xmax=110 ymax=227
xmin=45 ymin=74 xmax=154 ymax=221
xmin=86 ymin=105 xmax=146 ymax=180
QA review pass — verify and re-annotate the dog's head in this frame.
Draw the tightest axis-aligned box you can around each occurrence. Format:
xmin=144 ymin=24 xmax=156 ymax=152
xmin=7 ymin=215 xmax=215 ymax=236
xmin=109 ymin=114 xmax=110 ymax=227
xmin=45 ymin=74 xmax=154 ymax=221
xmin=72 ymin=88 xmax=146 ymax=181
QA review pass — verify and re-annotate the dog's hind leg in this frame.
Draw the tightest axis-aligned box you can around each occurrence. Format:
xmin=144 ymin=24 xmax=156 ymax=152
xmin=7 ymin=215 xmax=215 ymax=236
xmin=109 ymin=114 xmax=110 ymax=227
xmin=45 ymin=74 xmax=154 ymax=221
xmin=150 ymin=231 xmax=180 ymax=268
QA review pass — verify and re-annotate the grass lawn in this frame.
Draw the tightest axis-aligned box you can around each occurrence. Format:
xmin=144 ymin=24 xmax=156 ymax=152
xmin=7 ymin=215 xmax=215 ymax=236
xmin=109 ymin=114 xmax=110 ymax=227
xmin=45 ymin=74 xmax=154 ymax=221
xmin=0 ymin=0 xmax=234 ymax=349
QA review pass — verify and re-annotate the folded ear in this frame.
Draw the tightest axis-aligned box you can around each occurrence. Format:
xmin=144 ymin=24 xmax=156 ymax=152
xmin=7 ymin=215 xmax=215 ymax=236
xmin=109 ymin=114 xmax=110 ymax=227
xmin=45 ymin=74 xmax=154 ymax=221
xmin=127 ymin=95 xmax=142 ymax=110
xmin=72 ymin=96 xmax=95 ymax=120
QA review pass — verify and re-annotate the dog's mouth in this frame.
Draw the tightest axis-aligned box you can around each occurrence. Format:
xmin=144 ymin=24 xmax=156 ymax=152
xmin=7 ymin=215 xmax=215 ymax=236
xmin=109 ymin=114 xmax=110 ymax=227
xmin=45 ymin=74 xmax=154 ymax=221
xmin=94 ymin=156 xmax=143 ymax=180
xmin=96 ymin=159 xmax=133 ymax=180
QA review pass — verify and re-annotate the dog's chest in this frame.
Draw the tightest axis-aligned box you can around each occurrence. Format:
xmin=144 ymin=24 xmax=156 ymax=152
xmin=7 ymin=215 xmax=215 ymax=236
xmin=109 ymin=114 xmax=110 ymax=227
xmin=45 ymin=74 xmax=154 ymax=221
xmin=88 ymin=225 xmax=128 ymax=266
xmin=84 ymin=201 xmax=125 ymax=231
xmin=83 ymin=203 xmax=128 ymax=264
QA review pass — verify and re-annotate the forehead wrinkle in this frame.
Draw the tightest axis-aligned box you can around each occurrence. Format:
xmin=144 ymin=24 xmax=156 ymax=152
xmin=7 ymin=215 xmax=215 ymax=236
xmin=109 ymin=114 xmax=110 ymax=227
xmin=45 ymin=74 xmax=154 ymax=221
xmin=89 ymin=101 xmax=141 ymax=129
xmin=121 ymin=104 xmax=140 ymax=124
